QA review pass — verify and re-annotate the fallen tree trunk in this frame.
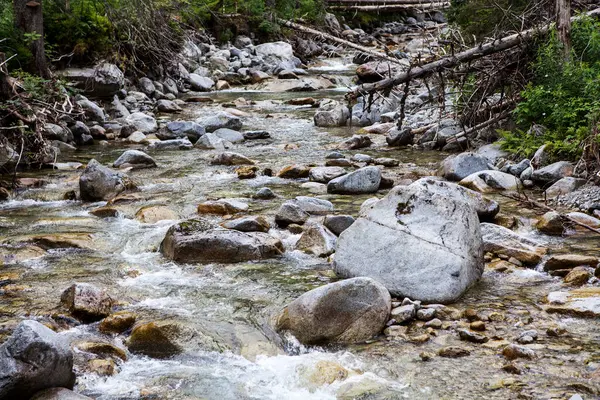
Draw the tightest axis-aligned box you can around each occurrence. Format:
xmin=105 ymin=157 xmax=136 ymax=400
xmin=347 ymin=7 xmax=600 ymax=99
xmin=277 ymin=18 xmax=408 ymax=66
xmin=329 ymin=3 xmax=449 ymax=11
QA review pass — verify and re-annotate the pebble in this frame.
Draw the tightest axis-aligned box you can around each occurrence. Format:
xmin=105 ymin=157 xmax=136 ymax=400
xmin=326 ymin=151 xmax=345 ymax=159
xmin=502 ymin=363 xmax=522 ymax=375
xmin=419 ymin=351 xmax=435 ymax=361
xmin=464 ymin=308 xmax=479 ymax=321
xmin=409 ymin=333 xmax=430 ymax=343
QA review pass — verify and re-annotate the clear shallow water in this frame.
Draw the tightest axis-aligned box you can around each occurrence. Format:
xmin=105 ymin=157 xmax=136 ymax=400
xmin=2 ymin=57 xmax=600 ymax=399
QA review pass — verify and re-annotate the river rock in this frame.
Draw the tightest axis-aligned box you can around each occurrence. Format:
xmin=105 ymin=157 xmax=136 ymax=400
xmin=157 ymin=99 xmax=181 ymax=113
xmin=536 ymin=211 xmax=566 ymax=235
xmin=296 ymin=223 xmax=337 ymax=256
xmin=309 ymin=166 xmax=347 ymax=183
xmin=127 ymin=321 xmax=193 ymax=358
xmin=323 ymin=215 xmax=355 ymax=236
xmin=564 ymin=267 xmax=592 ymax=286
xmin=63 ymin=63 xmax=124 ymax=98
xmin=334 ymin=180 xmax=484 ymax=303
xmin=275 ymin=202 xmax=310 ymax=227
xmin=502 ymin=344 xmax=535 ymax=360
xmin=125 ymin=112 xmax=158 ymax=133
xmin=439 ymin=153 xmax=495 ymax=181
xmin=61 ymin=283 xmax=112 ymax=321
xmin=374 ymin=157 xmax=399 ymax=167
xmin=327 ymin=167 xmax=381 ymax=194
xmin=113 ymin=150 xmax=156 ymax=169
xmin=459 ymin=170 xmax=522 ymax=193
xmin=211 ymin=152 xmax=254 ymax=166
xmin=43 ymin=123 xmax=73 ymax=143
xmin=341 ymin=135 xmax=372 ymax=150
xmin=222 ymin=216 xmax=270 ymax=233
xmin=413 ymin=178 xmax=500 ymax=220
xmin=253 ymin=187 xmax=276 ymax=200
xmin=481 ymin=223 xmax=547 ymax=265
xmin=195 ymin=132 xmax=230 ymax=150
xmin=138 ymin=77 xmax=156 ymax=96
xmin=135 ymin=205 xmax=178 ymax=223
xmin=148 ymin=138 xmax=193 ymax=151
xmin=99 ymin=311 xmax=137 ymax=334
xmin=278 ymin=164 xmax=310 ymax=179
xmin=243 ymin=130 xmax=270 ymax=140
xmin=189 ymin=74 xmax=215 ymax=91
xmin=197 ymin=199 xmax=248 ymax=215
xmin=160 ymin=219 xmax=284 ymax=263
xmin=0 ymin=320 xmax=75 ymax=399
xmin=477 ymin=143 xmax=508 ymax=164
xmin=197 ymin=112 xmax=242 ymax=132
xmin=314 ymin=99 xmax=349 ymax=127
xmin=31 ymin=388 xmax=92 ymax=400
xmin=531 ymin=161 xmax=574 ymax=186
xmin=386 ymin=128 xmax=413 ymax=146
xmin=164 ymin=121 xmax=205 ymax=142
xmin=127 ymin=131 xmax=147 ymax=144
xmin=275 ymin=277 xmax=391 ymax=344
xmin=503 ymin=159 xmax=530 ymax=177
xmin=544 ymin=177 xmax=586 ymax=199
xmin=545 ymin=254 xmax=599 ymax=272
xmin=79 ymin=159 xmax=130 ymax=201
xmin=293 ymin=196 xmax=334 ymax=215
xmin=77 ymin=98 xmax=106 ymax=122
xmin=213 ymin=128 xmax=245 ymax=143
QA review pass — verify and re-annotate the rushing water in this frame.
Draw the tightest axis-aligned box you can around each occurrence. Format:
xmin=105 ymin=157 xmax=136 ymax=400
xmin=2 ymin=57 xmax=600 ymax=399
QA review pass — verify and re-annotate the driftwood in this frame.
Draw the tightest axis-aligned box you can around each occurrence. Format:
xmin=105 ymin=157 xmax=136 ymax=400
xmin=277 ymin=19 xmax=408 ymax=66
xmin=347 ymin=7 xmax=600 ymax=99
xmin=502 ymin=192 xmax=600 ymax=236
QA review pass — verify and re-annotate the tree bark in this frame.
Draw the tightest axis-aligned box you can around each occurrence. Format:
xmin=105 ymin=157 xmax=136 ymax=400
xmin=556 ymin=0 xmax=571 ymax=58
xmin=13 ymin=0 xmax=51 ymax=78
xmin=347 ymin=7 xmax=600 ymax=99
xmin=0 ymin=53 xmax=12 ymax=101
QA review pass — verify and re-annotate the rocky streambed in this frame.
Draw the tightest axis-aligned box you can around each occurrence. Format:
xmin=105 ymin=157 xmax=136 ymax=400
xmin=2 ymin=25 xmax=600 ymax=400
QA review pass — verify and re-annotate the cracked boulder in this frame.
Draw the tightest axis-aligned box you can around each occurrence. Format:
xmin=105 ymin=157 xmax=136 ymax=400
xmin=333 ymin=180 xmax=484 ymax=303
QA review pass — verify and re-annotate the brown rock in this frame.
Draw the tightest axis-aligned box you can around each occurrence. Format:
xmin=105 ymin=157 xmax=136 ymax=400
xmin=277 ymin=164 xmax=310 ymax=179
xmin=236 ymin=165 xmax=259 ymax=179
xmin=536 ymin=211 xmax=567 ymax=235
xmin=563 ymin=267 xmax=592 ymax=286
xmin=502 ymin=344 xmax=535 ymax=360
xmin=88 ymin=359 xmax=116 ymax=376
xmin=60 ymin=283 xmax=112 ymax=322
xmin=438 ymin=346 xmax=470 ymax=358
xmin=470 ymin=321 xmax=486 ymax=331
xmin=76 ymin=341 xmax=127 ymax=361
xmin=89 ymin=206 xmax=119 ymax=218
xmin=135 ymin=205 xmax=178 ymax=223
xmin=544 ymin=254 xmax=599 ymax=271
xmin=99 ymin=311 xmax=137 ymax=334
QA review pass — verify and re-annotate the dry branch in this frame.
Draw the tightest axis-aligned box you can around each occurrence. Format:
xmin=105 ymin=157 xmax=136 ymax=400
xmin=347 ymin=7 xmax=600 ymax=99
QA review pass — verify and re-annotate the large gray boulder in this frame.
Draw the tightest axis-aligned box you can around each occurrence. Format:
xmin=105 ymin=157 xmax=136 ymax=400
xmin=0 ymin=320 xmax=75 ymax=399
xmin=61 ymin=63 xmax=124 ymax=98
xmin=439 ymin=152 xmax=495 ymax=181
xmin=314 ymin=99 xmax=349 ymax=127
xmin=160 ymin=219 xmax=284 ymax=263
xmin=334 ymin=180 xmax=484 ymax=303
xmin=113 ymin=150 xmax=156 ymax=169
xmin=327 ymin=167 xmax=381 ymax=194
xmin=275 ymin=277 xmax=391 ymax=344
xmin=79 ymin=159 xmax=131 ymax=201
xmin=410 ymin=178 xmax=499 ymax=220
xmin=459 ymin=170 xmax=521 ymax=193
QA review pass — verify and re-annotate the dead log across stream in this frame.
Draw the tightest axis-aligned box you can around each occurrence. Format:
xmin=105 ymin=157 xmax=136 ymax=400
xmin=277 ymin=18 xmax=409 ymax=66
xmin=346 ymin=7 xmax=600 ymax=99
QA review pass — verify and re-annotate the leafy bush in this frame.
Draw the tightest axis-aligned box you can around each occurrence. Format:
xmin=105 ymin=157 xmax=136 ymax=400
xmin=500 ymin=16 xmax=600 ymax=161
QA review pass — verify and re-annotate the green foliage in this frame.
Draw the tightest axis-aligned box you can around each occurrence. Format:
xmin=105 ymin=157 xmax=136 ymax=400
xmin=12 ymin=70 xmax=71 ymax=102
xmin=500 ymin=16 xmax=600 ymax=161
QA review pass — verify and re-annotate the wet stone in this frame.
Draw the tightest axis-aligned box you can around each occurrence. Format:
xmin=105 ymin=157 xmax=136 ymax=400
xmin=458 ymin=328 xmax=489 ymax=343
xmin=424 ymin=318 xmax=442 ymax=329
xmin=253 ymin=187 xmax=276 ymax=200
xmin=416 ymin=308 xmax=436 ymax=321
xmin=390 ymin=304 xmax=416 ymax=324
xmin=60 ymin=283 xmax=112 ymax=322
xmin=99 ymin=311 xmax=137 ymax=334
xmin=438 ymin=346 xmax=470 ymax=358
xmin=502 ymin=344 xmax=536 ymax=360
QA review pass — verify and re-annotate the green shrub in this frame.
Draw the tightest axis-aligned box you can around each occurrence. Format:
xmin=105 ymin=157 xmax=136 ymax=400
xmin=500 ymin=16 xmax=600 ymax=161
